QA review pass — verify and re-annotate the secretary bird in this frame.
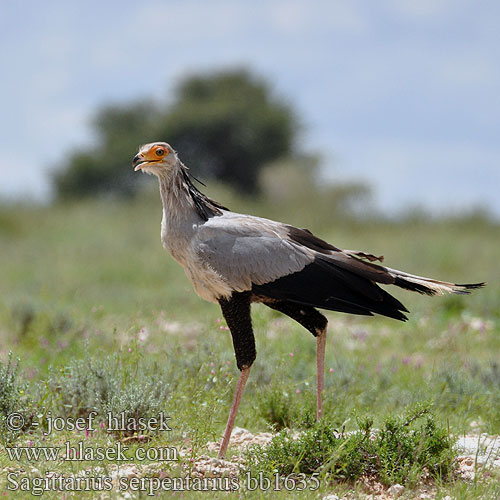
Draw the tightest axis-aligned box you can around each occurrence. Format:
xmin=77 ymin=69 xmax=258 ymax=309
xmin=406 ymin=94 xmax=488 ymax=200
xmin=133 ymin=142 xmax=484 ymax=458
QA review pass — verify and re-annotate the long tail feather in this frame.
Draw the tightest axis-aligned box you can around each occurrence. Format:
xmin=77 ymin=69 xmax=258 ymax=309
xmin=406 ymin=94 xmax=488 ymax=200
xmin=386 ymin=268 xmax=486 ymax=296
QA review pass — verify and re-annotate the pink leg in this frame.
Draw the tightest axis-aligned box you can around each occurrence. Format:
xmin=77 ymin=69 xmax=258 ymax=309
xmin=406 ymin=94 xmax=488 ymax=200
xmin=218 ymin=366 xmax=251 ymax=459
xmin=316 ymin=328 xmax=327 ymax=421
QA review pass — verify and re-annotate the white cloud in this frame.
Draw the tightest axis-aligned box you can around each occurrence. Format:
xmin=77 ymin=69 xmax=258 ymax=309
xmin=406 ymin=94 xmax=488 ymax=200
xmin=439 ymin=54 xmax=499 ymax=88
xmin=268 ymin=0 xmax=367 ymax=35
xmin=389 ymin=0 xmax=454 ymax=20
xmin=324 ymin=139 xmax=500 ymax=215
xmin=0 ymin=158 xmax=51 ymax=202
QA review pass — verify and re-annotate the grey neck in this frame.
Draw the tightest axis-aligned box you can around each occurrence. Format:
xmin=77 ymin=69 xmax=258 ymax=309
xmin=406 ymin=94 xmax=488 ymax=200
xmin=158 ymin=162 xmax=196 ymax=219
xmin=157 ymin=160 xmax=227 ymax=222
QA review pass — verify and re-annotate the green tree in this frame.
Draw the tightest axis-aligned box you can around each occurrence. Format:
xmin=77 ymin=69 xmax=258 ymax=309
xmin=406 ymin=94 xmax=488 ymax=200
xmin=53 ymin=69 xmax=298 ymax=198
xmin=53 ymin=101 xmax=158 ymax=198
xmin=156 ymin=70 xmax=297 ymax=193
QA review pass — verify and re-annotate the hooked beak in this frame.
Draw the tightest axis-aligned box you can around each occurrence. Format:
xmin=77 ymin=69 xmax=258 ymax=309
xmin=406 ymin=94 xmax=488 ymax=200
xmin=133 ymin=153 xmax=146 ymax=171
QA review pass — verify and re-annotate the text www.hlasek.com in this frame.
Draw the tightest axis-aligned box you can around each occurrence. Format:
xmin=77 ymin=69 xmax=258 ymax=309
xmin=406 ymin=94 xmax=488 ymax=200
xmin=6 ymin=440 xmax=177 ymax=462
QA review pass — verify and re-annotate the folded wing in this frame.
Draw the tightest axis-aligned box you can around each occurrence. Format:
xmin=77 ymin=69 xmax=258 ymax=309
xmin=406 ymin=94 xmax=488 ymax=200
xmin=193 ymin=214 xmax=484 ymax=321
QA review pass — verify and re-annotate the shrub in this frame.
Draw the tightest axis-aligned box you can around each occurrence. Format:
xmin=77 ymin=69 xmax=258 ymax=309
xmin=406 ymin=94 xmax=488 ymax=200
xmin=0 ymin=353 xmax=33 ymax=443
xmin=46 ymin=353 xmax=171 ymax=437
xmin=246 ymin=404 xmax=455 ymax=486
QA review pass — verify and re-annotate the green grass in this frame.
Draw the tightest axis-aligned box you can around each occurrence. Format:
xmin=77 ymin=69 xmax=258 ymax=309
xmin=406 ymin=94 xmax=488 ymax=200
xmin=0 ymin=189 xmax=499 ymax=498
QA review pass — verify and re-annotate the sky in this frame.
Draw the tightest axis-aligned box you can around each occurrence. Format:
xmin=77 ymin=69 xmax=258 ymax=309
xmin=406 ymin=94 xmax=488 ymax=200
xmin=1 ymin=0 xmax=499 ymax=216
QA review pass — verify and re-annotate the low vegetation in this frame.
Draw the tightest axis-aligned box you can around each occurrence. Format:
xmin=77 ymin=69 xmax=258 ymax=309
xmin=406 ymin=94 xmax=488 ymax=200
xmin=247 ymin=404 xmax=454 ymax=485
xmin=0 ymin=353 xmax=34 ymax=443
xmin=0 ymin=190 xmax=498 ymax=498
xmin=44 ymin=353 xmax=171 ymax=437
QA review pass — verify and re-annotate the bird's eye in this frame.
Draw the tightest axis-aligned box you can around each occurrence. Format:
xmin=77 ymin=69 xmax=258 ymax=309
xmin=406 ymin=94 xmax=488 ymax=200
xmin=156 ymin=148 xmax=165 ymax=157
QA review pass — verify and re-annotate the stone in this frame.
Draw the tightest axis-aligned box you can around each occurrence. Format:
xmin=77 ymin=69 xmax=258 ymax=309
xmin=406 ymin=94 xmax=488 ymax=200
xmin=387 ymin=484 xmax=405 ymax=497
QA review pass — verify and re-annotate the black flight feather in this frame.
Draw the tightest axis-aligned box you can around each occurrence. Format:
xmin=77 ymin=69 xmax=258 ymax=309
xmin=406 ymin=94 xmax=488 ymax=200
xmin=252 ymin=257 xmax=409 ymax=322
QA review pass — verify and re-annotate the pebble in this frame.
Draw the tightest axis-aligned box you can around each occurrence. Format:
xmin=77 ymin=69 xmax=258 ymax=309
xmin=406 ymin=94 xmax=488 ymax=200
xmin=387 ymin=484 xmax=405 ymax=497
xmin=458 ymin=456 xmax=474 ymax=466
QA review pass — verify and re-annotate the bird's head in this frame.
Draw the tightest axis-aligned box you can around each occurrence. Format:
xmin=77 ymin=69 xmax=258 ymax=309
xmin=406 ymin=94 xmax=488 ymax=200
xmin=132 ymin=142 xmax=178 ymax=176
